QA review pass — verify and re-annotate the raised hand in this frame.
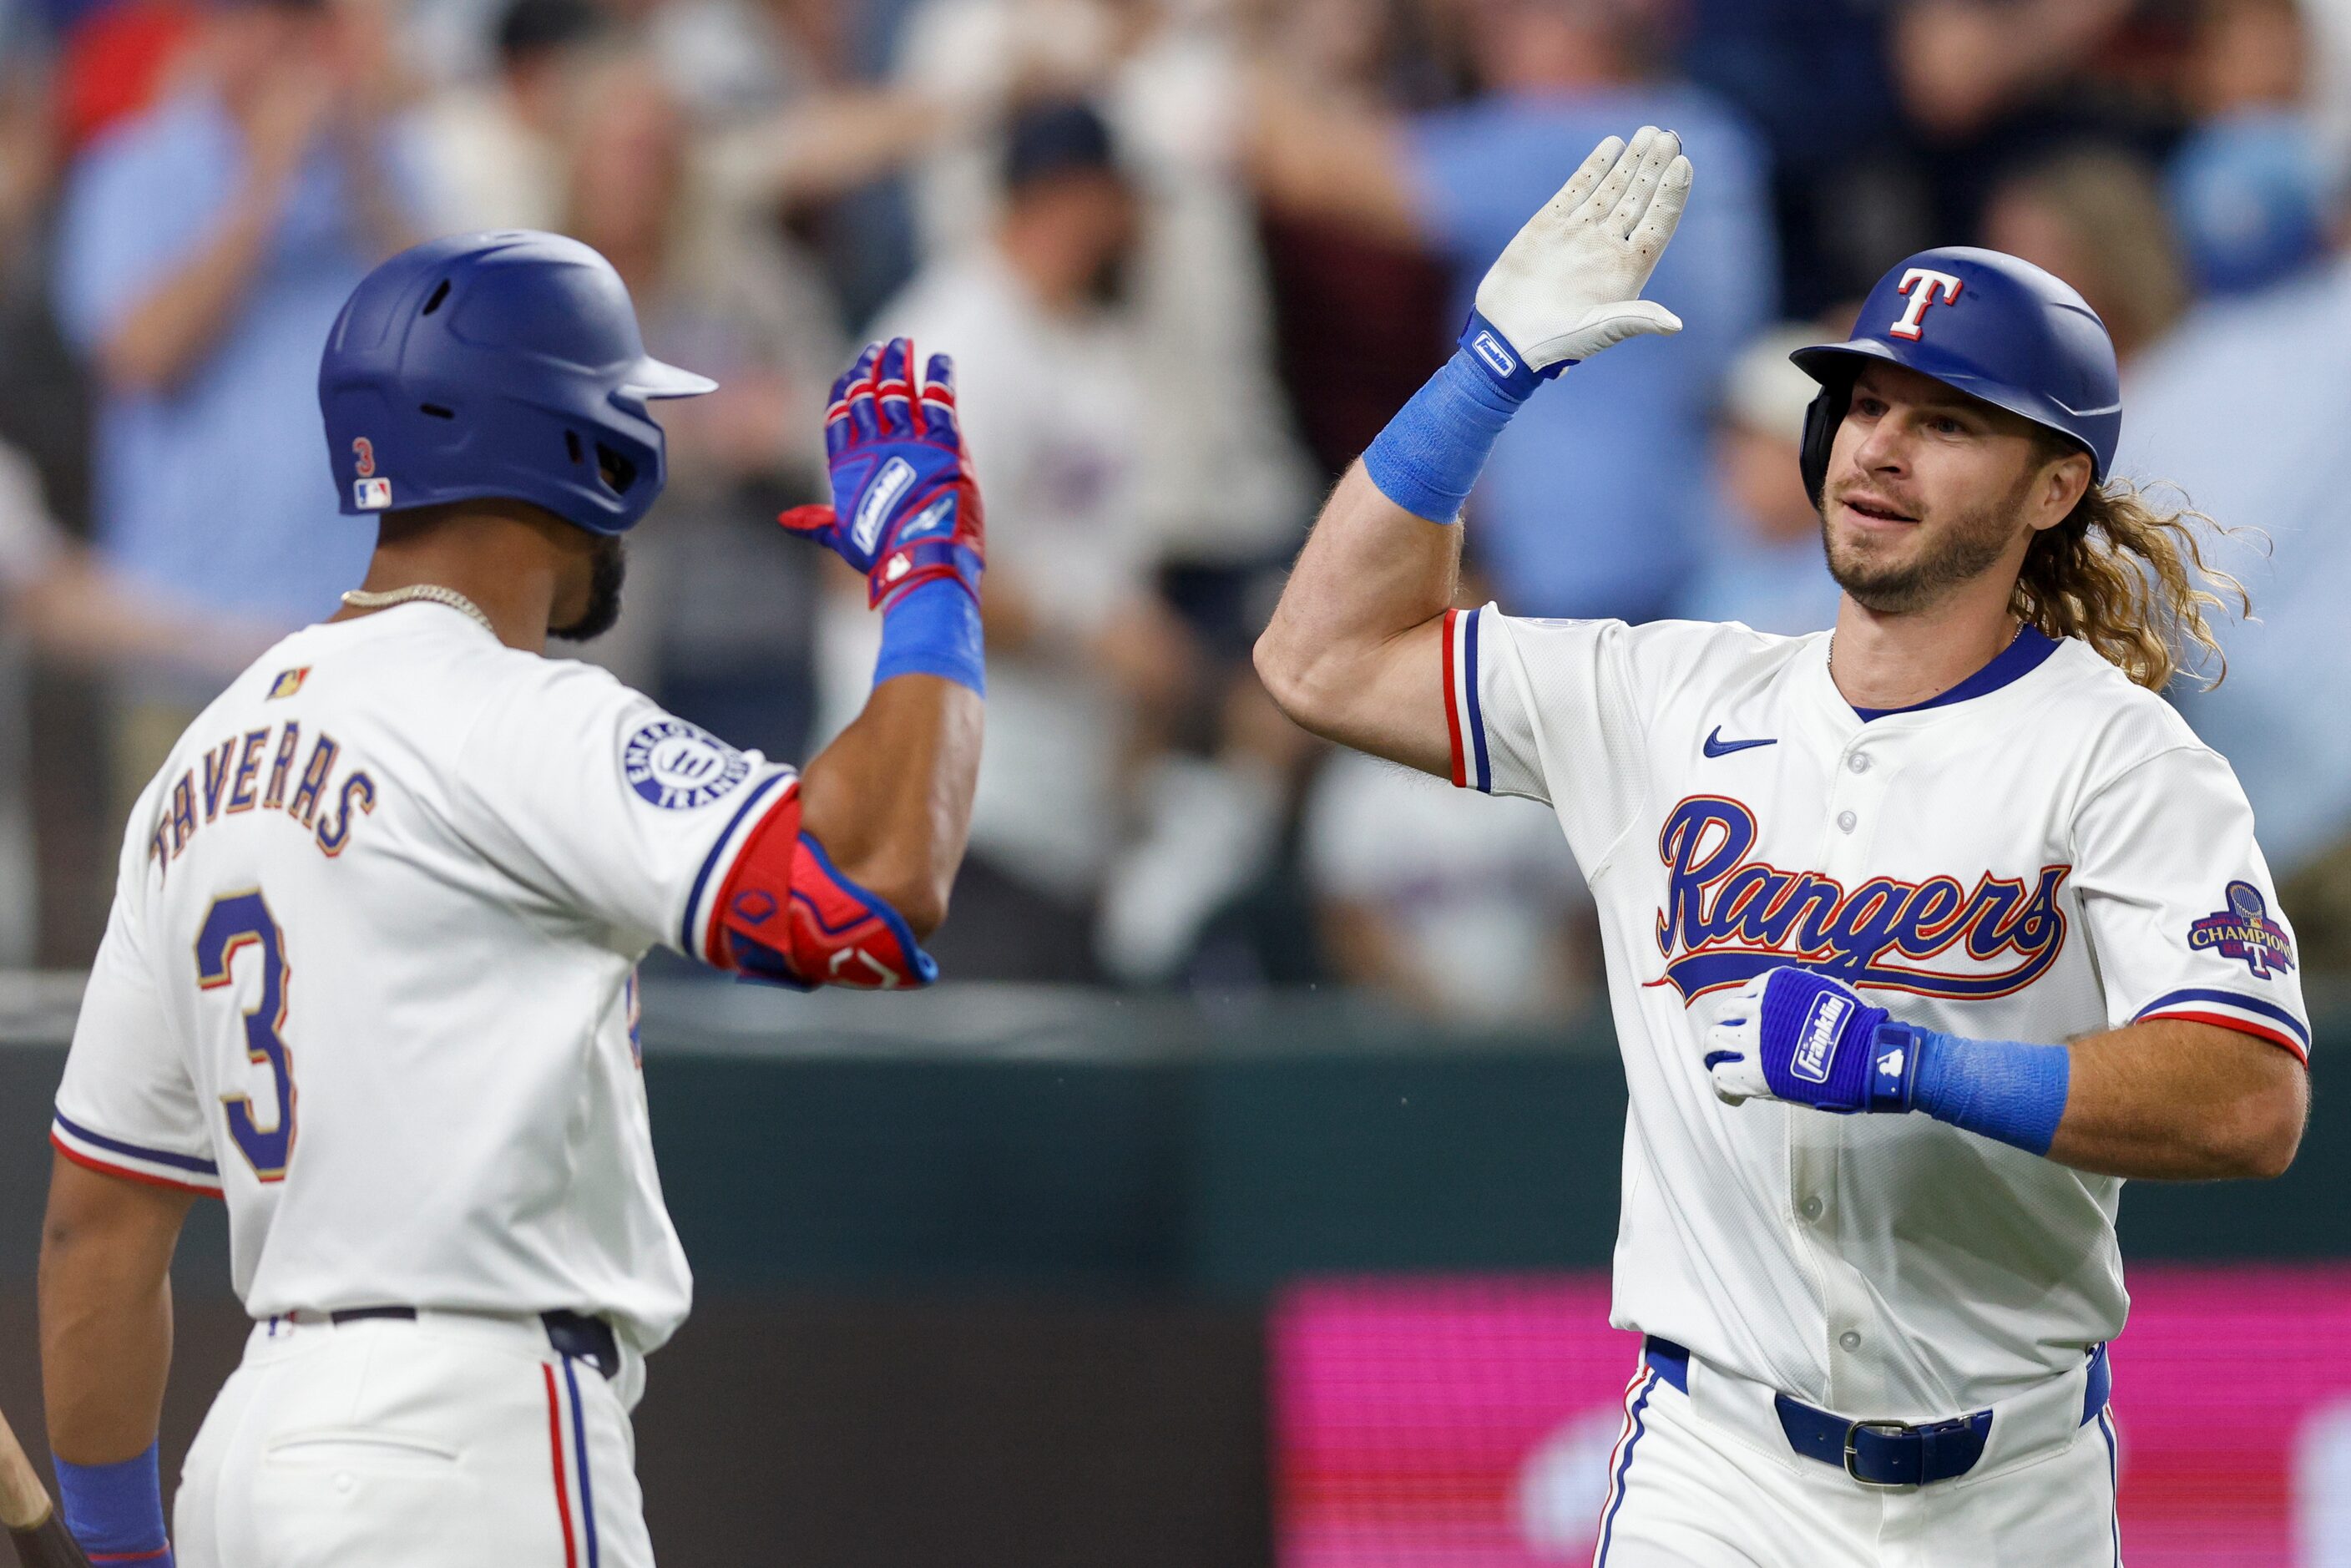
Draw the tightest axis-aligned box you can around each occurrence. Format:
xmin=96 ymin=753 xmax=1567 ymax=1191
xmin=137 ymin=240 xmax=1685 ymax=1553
xmin=1463 ymin=126 xmax=1694 ymax=392
xmin=778 ymin=338 xmax=984 ymax=609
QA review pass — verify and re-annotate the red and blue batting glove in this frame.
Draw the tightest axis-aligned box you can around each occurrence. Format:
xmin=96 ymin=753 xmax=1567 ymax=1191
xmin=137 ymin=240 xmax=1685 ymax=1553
xmin=1703 ymin=966 xmax=2071 ymax=1155
xmin=779 ymin=338 xmax=983 ymax=609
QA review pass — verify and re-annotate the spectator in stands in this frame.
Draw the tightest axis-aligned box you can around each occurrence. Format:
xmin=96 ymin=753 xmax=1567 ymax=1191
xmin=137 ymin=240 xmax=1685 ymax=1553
xmin=1886 ymin=0 xmax=2137 ymax=143
xmin=1675 ymin=0 xmax=1908 ymax=312
xmin=823 ymin=99 xmax=1188 ymax=980
xmin=1302 ymin=747 xmax=1587 ymax=1022
xmin=1251 ymin=0 xmax=1459 ymax=478
xmin=2166 ymin=0 xmax=2332 ymax=297
xmin=1676 ymin=326 xmax=1841 ymax=635
xmin=409 ymin=0 xmax=609 ymax=235
xmin=0 ymin=440 xmax=267 ymax=962
xmin=1979 ymin=146 xmax=2188 ymax=366
xmin=1248 ymin=0 xmax=1776 ymax=622
xmin=895 ymin=0 xmax=1314 ymax=587
xmin=53 ymin=0 xmax=421 ymax=803
xmin=2116 ymin=230 xmax=2351 ymax=970
xmin=549 ymin=49 xmax=848 ymax=750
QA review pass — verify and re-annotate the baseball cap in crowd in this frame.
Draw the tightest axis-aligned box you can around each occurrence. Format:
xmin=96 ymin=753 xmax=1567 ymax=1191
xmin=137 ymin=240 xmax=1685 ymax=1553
xmin=497 ymin=0 xmax=608 ymax=68
xmin=1004 ymin=99 xmax=1121 ymax=192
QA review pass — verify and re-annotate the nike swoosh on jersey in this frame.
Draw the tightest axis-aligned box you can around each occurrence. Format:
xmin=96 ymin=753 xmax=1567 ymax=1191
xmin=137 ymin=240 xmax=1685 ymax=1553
xmin=1702 ymin=726 xmax=1777 ymax=758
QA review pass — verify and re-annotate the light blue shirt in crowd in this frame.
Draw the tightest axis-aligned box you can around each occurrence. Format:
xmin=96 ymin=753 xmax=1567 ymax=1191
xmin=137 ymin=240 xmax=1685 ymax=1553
xmin=1676 ymin=516 xmax=1843 ymax=637
xmin=53 ymin=90 xmax=416 ymax=627
xmin=2114 ymin=251 xmax=2351 ymax=876
xmin=1408 ymin=87 xmax=1776 ymax=621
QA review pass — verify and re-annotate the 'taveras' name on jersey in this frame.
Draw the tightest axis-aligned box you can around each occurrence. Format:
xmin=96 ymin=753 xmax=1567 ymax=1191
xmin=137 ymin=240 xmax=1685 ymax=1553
xmin=148 ymin=719 xmax=377 ymax=880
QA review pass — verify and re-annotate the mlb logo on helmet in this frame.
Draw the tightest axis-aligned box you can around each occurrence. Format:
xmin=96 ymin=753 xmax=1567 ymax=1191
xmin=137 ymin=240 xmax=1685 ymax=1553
xmin=354 ymin=478 xmax=392 ymax=510
xmin=1792 ymin=991 xmax=1851 ymax=1084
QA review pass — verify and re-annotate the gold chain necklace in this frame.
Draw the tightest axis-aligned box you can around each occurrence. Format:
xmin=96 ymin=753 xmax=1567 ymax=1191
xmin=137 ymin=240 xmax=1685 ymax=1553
xmin=339 ymin=584 xmax=496 ymax=636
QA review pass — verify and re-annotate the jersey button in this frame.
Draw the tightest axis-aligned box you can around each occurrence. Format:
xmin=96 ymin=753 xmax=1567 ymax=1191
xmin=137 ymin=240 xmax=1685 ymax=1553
xmin=1836 ymin=810 xmax=1857 ymax=833
xmin=1800 ymin=1196 xmax=1824 ymax=1222
xmin=1848 ymin=753 xmax=1870 ymax=774
xmin=1839 ymin=1331 xmax=1863 ymax=1352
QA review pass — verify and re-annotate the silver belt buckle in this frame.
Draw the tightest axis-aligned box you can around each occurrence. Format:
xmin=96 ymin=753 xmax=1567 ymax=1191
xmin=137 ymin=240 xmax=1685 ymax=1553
xmin=1843 ymin=1418 xmax=1916 ymax=1487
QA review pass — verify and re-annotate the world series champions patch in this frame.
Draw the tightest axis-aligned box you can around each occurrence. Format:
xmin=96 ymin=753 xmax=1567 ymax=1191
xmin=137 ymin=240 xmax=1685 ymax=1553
xmin=623 ymin=718 xmax=751 ymax=811
xmin=2187 ymin=880 xmax=2295 ymax=979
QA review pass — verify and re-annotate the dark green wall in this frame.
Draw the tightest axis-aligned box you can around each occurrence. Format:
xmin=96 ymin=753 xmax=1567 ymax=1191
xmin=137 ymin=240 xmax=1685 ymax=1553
xmin=3 ymin=988 xmax=2343 ymax=1297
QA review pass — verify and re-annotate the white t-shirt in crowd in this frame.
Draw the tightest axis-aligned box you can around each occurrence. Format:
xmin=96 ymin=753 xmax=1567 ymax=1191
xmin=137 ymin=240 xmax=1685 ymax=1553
xmin=1303 ymin=748 xmax=1587 ymax=1020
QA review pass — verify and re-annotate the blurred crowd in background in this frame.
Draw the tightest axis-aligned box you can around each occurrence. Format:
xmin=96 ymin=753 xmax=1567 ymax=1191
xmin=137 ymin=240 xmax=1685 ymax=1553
xmin=0 ymin=0 xmax=2347 ymax=1014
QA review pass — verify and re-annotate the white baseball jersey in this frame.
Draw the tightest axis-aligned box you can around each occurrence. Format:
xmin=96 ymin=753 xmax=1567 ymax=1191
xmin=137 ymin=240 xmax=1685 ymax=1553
xmin=1439 ymin=607 xmax=2310 ymax=1419
xmin=54 ymin=603 xmax=800 ymax=1353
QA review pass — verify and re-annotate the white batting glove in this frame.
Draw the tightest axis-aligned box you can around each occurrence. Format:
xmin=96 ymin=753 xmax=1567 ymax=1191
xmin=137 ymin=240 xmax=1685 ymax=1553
xmin=1701 ymin=974 xmax=1776 ymax=1105
xmin=1464 ymin=126 xmax=1693 ymax=389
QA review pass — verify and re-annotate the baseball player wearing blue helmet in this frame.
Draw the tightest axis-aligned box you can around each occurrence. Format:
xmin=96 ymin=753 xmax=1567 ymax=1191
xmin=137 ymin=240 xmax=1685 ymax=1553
xmin=1261 ymin=129 xmax=2307 ymax=1563
xmin=40 ymin=231 xmax=987 ymax=1566
xmin=1790 ymin=245 xmax=2123 ymax=505
xmin=318 ymin=230 xmax=715 ymax=536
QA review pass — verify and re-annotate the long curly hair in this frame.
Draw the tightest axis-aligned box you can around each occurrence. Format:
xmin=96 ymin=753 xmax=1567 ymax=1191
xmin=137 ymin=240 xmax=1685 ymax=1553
xmin=2010 ymin=455 xmax=2254 ymax=692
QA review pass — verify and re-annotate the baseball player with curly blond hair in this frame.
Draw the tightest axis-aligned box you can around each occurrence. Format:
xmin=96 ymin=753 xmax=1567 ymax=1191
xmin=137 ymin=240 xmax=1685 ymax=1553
xmin=1259 ymin=128 xmax=2308 ymax=1565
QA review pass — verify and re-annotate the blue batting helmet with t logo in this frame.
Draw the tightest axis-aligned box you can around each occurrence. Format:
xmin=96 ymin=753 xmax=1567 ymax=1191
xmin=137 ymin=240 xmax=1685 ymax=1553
xmin=1788 ymin=246 xmax=2121 ymax=507
xmin=319 ymin=231 xmax=715 ymax=536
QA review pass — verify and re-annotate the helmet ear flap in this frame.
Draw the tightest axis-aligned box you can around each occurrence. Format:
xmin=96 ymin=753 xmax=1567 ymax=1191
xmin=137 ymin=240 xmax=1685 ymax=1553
xmin=1798 ymin=382 xmax=1848 ymax=509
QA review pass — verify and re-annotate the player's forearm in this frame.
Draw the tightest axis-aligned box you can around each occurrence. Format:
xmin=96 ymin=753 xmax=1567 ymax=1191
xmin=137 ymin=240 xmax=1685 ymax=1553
xmin=1241 ymin=70 xmax=1418 ymax=243
xmin=1710 ymin=975 xmax=2305 ymax=1181
xmin=725 ymin=89 xmax=952 ymax=206
xmin=2043 ymin=1020 xmax=2306 ymax=1181
xmin=38 ymin=1159 xmax=190 ymax=1463
xmin=99 ymin=179 xmax=287 ymax=396
xmin=1255 ymin=462 xmax=1458 ymax=773
xmin=797 ymin=670 xmax=982 ymax=938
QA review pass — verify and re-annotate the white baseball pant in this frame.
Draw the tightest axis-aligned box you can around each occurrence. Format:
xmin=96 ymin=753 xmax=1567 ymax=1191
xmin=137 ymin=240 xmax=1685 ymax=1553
xmin=174 ymin=1312 xmax=653 ymax=1567
xmin=1591 ymin=1343 xmax=2121 ymax=1566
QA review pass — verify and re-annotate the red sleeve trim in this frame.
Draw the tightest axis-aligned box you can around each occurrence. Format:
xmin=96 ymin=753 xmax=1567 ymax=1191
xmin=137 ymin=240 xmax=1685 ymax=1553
xmin=2140 ymin=1009 xmax=2310 ymax=1065
xmin=1439 ymin=608 xmax=1467 ymax=788
xmin=51 ymin=1132 xmax=225 ymax=1197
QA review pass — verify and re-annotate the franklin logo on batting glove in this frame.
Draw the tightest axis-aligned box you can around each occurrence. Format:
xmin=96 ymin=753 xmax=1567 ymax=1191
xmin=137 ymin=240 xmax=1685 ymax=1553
xmin=1792 ymin=991 xmax=1850 ymax=1084
xmin=1702 ymin=966 xmax=1904 ymax=1113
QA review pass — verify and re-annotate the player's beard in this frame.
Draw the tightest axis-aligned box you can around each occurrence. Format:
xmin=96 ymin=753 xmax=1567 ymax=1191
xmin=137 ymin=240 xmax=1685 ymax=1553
xmin=551 ymin=535 xmax=627 ymax=642
xmin=1820 ymin=468 xmax=2034 ymax=614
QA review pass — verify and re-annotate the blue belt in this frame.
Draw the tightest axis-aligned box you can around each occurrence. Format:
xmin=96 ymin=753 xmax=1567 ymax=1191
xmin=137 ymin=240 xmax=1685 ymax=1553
xmin=1641 ymin=1337 xmax=2110 ymax=1488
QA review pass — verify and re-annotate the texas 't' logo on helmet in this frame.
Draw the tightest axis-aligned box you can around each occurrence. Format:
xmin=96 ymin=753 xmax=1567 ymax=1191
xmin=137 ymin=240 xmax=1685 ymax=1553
xmin=1888 ymin=268 xmax=1964 ymax=340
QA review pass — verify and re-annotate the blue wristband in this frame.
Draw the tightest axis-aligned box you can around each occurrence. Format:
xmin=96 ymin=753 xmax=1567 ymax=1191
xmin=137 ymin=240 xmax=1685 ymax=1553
xmin=54 ymin=1442 xmax=171 ymax=1565
xmin=1363 ymin=344 xmax=1534 ymax=524
xmin=872 ymin=576 xmax=983 ymax=696
xmin=1876 ymin=1023 xmax=2071 ymax=1156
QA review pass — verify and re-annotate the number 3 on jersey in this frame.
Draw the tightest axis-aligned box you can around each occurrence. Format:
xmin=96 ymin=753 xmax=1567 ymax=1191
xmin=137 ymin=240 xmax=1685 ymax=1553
xmin=196 ymin=890 xmax=298 ymax=1181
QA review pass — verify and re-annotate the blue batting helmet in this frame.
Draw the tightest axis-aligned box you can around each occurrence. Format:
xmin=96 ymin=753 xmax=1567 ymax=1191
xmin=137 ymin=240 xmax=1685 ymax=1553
xmin=319 ymin=231 xmax=715 ymax=536
xmin=1789 ymin=246 xmax=2120 ymax=507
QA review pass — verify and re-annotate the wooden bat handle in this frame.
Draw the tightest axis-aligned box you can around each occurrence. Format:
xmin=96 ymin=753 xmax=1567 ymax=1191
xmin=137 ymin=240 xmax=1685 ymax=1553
xmin=0 ymin=1406 xmax=94 ymax=1568
xmin=0 ymin=1403 xmax=54 ymax=1532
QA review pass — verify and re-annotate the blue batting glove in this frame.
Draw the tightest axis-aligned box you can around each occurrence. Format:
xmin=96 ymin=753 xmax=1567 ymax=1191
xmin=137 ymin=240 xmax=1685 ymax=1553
xmin=779 ymin=338 xmax=984 ymax=609
xmin=1701 ymin=967 xmax=1921 ymax=1114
